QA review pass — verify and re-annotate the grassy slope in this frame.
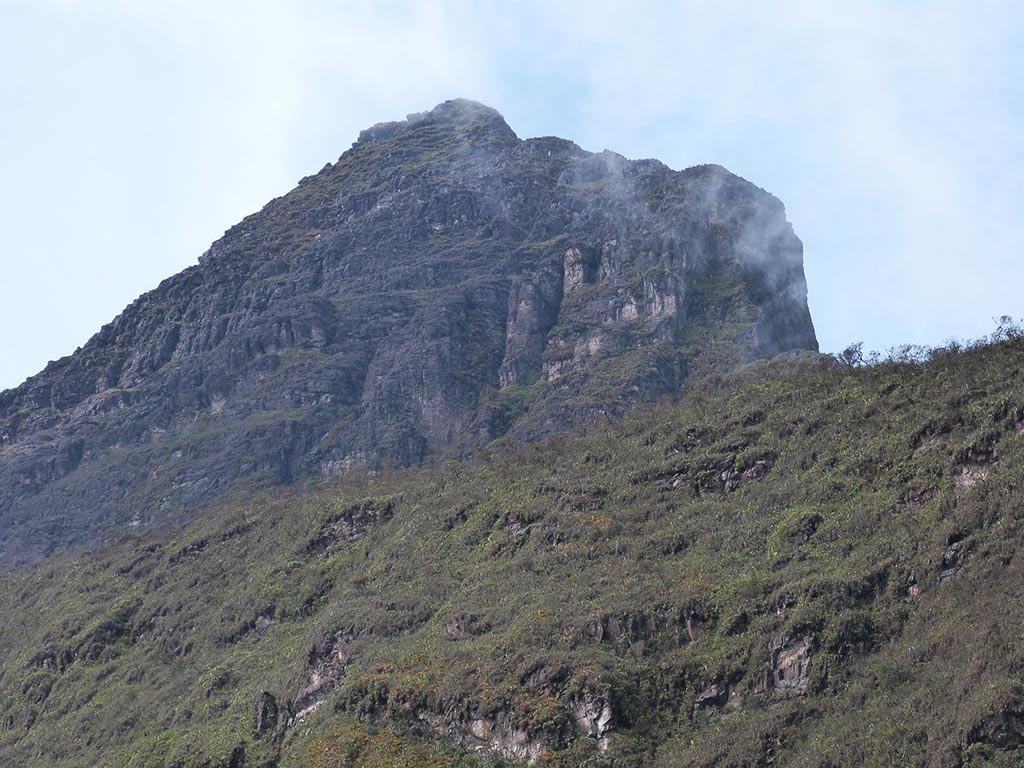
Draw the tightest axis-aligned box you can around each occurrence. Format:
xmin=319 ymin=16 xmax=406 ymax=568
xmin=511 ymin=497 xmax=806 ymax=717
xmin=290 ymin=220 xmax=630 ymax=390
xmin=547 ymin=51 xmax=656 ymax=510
xmin=1 ymin=339 xmax=1024 ymax=767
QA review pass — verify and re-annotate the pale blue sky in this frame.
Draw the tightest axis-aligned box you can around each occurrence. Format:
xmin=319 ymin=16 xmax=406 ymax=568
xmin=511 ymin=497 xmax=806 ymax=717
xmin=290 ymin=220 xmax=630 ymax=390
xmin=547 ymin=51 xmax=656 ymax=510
xmin=2 ymin=1 xmax=1022 ymax=391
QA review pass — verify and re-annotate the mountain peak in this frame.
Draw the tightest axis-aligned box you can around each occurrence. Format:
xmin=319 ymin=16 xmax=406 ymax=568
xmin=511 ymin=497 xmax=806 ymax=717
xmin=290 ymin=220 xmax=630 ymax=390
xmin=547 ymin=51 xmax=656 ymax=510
xmin=0 ymin=99 xmax=815 ymax=567
xmin=355 ymin=98 xmax=516 ymax=147
xmin=412 ymin=98 xmax=509 ymax=126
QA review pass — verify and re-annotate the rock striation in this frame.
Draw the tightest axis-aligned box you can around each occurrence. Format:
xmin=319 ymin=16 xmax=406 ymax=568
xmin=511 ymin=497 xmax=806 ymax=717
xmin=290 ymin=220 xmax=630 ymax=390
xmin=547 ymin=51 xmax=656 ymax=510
xmin=0 ymin=99 xmax=816 ymax=567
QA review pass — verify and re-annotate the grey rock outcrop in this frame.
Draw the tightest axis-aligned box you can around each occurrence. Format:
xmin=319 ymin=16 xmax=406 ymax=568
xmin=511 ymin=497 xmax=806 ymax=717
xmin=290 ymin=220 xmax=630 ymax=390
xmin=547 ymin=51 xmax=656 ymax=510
xmin=0 ymin=99 xmax=816 ymax=567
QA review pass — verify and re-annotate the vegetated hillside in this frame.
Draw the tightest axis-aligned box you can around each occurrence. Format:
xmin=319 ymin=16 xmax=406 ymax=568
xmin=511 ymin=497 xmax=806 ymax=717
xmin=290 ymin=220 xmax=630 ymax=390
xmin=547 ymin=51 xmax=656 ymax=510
xmin=0 ymin=98 xmax=815 ymax=568
xmin=2 ymin=333 xmax=1023 ymax=768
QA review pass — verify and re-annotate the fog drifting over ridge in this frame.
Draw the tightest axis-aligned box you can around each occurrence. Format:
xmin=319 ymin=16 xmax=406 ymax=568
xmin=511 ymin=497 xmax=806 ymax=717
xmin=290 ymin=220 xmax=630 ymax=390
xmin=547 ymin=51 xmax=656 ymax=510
xmin=1 ymin=0 xmax=1021 ymax=390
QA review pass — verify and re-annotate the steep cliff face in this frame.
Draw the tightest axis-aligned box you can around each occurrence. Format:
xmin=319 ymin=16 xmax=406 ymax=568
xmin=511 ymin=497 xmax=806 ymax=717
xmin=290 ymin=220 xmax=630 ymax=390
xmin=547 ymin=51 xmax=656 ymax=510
xmin=0 ymin=99 xmax=816 ymax=567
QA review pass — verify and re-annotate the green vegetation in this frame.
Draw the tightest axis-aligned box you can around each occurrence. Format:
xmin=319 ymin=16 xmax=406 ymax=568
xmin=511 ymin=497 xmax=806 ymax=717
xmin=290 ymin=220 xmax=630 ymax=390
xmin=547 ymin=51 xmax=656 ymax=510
xmin=2 ymin=336 xmax=1024 ymax=767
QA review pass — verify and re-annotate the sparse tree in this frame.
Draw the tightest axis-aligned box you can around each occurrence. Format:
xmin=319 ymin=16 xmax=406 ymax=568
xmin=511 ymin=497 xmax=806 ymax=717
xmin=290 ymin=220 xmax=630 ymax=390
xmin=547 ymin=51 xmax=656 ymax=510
xmin=836 ymin=342 xmax=864 ymax=367
xmin=993 ymin=315 xmax=1022 ymax=342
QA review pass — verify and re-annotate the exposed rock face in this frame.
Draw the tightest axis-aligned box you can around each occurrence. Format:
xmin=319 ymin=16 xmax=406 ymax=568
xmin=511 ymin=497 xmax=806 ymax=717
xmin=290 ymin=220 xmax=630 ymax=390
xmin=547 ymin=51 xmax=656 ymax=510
xmin=463 ymin=712 xmax=555 ymax=764
xmin=570 ymin=687 xmax=614 ymax=748
xmin=692 ymin=681 xmax=742 ymax=722
xmin=0 ymin=98 xmax=816 ymax=567
xmin=764 ymin=634 xmax=814 ymax=697
xmin=288 ymin=627 xmax=614 ymax=764
xmin=291 ymin=629 xmax=363 ymax=722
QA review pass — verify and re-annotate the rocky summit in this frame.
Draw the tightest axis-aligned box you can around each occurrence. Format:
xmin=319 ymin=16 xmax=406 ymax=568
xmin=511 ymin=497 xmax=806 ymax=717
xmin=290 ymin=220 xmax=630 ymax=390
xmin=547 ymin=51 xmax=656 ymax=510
xmin=0 ymin=99 xmax=815 ymax=567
